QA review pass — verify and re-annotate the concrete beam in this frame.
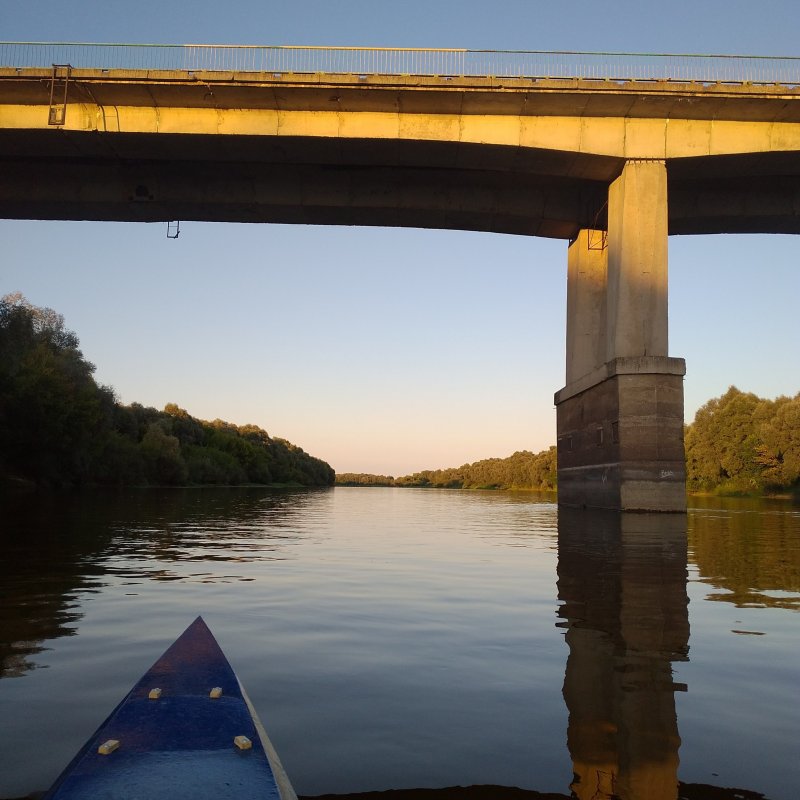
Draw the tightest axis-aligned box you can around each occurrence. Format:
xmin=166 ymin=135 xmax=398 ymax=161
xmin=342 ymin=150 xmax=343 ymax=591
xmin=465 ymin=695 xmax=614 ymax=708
xmin=3 ymin=99 xmax=800 ymax=160
xmin=0 ymin=147 xmax=607 ymax=238
xmin=3 ymin=66 xmax=800 ymax=121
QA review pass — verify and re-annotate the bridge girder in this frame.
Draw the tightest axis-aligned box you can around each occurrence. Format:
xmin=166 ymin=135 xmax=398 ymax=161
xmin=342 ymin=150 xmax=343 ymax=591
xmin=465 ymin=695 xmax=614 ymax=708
xmin=0 ymin=129 xmax=798 ymax=237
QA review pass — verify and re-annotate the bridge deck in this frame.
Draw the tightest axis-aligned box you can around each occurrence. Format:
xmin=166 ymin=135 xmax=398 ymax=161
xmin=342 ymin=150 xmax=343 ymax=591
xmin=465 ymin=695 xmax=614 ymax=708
xmin=2 ymin=67 xmax=800 ymax=122
xmin=1 ymin=66 xmax=799 ymax=237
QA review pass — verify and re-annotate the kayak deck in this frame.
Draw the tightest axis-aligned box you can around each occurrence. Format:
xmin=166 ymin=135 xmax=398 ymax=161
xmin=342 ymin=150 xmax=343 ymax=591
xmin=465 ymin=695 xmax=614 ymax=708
xmin=44 ymin=616 xmax=296 ymax=800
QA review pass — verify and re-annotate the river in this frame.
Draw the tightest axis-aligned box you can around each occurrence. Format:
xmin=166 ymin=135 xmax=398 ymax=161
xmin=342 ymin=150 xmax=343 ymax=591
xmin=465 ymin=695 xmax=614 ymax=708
xmin=0 ymin=488 xmax=798 ymax=799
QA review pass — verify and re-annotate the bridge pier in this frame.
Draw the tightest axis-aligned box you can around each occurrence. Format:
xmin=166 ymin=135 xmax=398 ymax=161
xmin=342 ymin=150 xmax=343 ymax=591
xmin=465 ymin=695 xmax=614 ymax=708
xmin=555 ymin=161 xmax=687 ymax=512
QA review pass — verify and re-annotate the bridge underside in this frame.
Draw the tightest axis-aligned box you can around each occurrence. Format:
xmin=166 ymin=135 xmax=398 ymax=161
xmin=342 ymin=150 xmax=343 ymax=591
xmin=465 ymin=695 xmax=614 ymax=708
xmin=1 ymin=130 xmax=799 ymax=238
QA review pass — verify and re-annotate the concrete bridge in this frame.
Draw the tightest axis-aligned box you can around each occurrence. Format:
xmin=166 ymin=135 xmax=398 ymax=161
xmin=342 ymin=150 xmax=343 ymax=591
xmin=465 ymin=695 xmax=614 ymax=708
xmin=2 ymin=44 xmax=799 ymax=511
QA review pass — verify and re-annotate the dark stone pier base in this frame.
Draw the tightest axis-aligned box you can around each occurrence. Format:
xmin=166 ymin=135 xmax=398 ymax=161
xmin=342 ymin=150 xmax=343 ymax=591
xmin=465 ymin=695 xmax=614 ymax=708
xmin=554 ymin=357 xmax=687 ymax=512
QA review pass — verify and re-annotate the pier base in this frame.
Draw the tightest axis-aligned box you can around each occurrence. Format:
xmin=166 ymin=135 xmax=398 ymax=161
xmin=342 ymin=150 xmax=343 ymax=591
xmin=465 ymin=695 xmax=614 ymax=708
xmin=555 ymin=357 xmax=686 ymax=512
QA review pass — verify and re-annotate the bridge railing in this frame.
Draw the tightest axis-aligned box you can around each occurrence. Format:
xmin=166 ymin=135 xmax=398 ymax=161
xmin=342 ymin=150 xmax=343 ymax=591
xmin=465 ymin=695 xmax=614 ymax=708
xmin=1 ymin=42 xmax=799 ymax=85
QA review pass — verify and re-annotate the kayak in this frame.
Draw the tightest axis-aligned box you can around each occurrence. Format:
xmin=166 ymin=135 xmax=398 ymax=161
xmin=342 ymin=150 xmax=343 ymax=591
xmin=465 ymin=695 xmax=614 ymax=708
xmin=43 ymin=616 xmax=297 ymax=800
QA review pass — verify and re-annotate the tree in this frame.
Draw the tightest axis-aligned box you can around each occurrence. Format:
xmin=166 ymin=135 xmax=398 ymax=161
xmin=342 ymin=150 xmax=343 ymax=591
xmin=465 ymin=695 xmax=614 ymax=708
xmin=0 ymin=293 xmax=115 ymax=486
xmin=686 ymin=386 xmax=800 ymax=494
xmin=140 ymin=422 xmax=188 ymax=485
xmin=757 ymin=394 xmax=800 ymax=489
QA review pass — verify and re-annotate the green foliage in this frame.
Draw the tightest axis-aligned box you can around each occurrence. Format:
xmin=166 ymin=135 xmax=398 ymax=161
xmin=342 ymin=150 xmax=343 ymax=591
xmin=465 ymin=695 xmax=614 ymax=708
xmin=140 ymin=422 xmax=189 ymax=485
xmin=183 ymin=443 xmax=247 ymax=485
xmin=0 ymin=293 xmax=115 ymax=486
xmin=336 ymin=473 xmax=396 ymax=486
xmin=339 ymin=448 xmax=558 ymax=491
xmin=756 ymin=395 xmax=800 ymax=490
xmin=0 ymin=294 xmax=334 ymax=489
xmin=92 ymin=431 xmax=147 ymax=486
xmin=685 ymin=386 xmax=800 ymax=495
xmin=396 ymin=447 xmax=557 ymax=490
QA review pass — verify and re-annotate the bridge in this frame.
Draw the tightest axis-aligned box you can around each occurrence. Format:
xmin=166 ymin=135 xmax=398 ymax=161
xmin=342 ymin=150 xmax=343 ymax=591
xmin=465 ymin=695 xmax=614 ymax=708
xmin=2 ymin=44 xmax=799 ymax=511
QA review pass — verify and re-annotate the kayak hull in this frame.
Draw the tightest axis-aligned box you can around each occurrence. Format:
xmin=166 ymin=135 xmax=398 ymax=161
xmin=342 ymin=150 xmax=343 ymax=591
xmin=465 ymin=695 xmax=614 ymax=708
xmin=44 ymin=617 xmax=296 ymax=800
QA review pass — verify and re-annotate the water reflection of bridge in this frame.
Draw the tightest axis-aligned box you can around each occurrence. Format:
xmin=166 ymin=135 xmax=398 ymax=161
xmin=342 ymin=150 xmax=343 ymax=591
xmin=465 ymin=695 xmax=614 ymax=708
xmin=2 ymin=44 xmax=799 ymax=511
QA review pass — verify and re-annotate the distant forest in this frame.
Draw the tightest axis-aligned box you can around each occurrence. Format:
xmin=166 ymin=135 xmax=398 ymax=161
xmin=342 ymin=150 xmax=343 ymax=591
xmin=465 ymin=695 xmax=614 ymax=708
xmin=339 ymin=387 xmax=800 ymax=497
xmin=337 ymin=447 xmax=558 ymax=491
xmin=0 ymin=293 xmax=334 ymax=489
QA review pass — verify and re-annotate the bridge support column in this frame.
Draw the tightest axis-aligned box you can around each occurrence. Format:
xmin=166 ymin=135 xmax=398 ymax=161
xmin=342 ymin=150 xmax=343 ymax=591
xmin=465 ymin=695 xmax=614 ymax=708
xmin=555 ymin=161 xmax=686 ymax=512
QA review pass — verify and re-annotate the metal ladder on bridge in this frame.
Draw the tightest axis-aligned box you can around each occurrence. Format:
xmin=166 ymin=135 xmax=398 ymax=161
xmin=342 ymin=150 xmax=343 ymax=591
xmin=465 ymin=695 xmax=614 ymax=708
xmin=48 ymin=64 xmax=72 ymax=126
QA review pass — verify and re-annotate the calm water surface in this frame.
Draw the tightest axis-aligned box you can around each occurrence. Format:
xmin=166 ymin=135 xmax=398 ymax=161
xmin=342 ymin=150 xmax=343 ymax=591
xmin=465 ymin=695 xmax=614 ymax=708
xmin=0 ymin=488 xmax=798 ymax=799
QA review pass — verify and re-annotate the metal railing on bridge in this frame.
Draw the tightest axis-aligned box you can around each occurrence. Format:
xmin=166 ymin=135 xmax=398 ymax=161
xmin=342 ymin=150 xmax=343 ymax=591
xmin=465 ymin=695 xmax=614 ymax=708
xmin=1 ymin=42 xmax=799 ymax=85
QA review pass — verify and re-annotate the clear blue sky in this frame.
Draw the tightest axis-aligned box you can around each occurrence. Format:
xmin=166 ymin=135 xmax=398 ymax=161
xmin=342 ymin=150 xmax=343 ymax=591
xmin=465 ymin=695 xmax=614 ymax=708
xmin=2 ymin=1 xmax=798 ymax=476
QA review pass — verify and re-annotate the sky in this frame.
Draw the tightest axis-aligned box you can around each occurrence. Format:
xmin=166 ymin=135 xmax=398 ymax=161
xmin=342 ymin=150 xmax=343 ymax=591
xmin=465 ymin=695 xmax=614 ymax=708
xmin=2 ymin=1 xmax=799 ymax=476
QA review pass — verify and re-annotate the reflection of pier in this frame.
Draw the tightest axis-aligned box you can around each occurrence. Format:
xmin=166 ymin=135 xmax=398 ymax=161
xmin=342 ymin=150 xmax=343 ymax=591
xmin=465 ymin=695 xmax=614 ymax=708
xmin=557 ymin=510 xmax=690 ymax=800
xmin=302 ymin=509 xmax=779 ymax=800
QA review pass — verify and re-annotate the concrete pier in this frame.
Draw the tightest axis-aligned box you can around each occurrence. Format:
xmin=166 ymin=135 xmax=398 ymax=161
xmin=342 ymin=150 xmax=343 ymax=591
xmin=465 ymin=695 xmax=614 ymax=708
xmin=556 ymin=162 xmax=687 ymax=512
